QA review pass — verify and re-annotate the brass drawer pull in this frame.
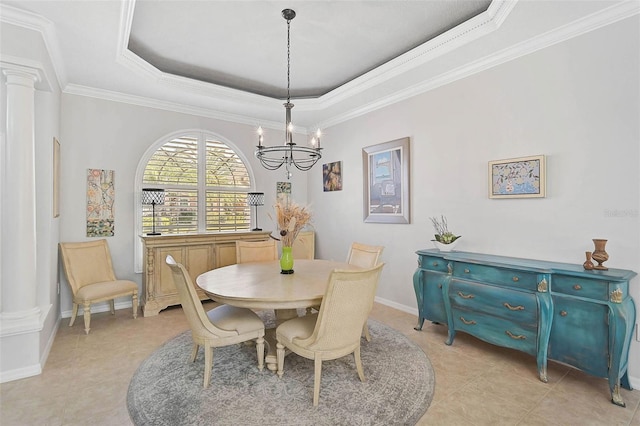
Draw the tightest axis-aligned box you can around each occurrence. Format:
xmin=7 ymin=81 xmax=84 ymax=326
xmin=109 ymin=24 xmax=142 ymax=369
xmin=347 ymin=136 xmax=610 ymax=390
xmin=464 ymin=268 xmax=470 ymax=273
xmin=503 ymin=303 xmax=525 ymax=311
xmin=573 ymin=284 xmax=582 ymax=290
xmin=505 ymin=330 xmax=526 ymax=340
xmin=432 ymin=262 xmax=439 ymax=267
xmin=512 ymin=276 xmax=519 ymax=282
xmin=457 ymin=291 xmax=475 ymax=299
xmin=560 ymin=310 xmax=568 ymax=317
xmin=460 ymin=317 xmax=476 ymax=325
xmin=438 ymin=284 xmax=442 ymax=289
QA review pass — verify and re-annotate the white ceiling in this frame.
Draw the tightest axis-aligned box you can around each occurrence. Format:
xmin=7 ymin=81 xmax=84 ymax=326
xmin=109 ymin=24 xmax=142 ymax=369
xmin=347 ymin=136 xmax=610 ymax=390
xmin=1 ymin=1 xmax=638 ymax=130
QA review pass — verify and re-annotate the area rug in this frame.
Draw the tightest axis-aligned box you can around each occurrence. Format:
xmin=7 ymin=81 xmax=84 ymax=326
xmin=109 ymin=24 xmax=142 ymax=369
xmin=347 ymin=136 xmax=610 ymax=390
xmin=127 ymin=318 xmax=434 ymax=426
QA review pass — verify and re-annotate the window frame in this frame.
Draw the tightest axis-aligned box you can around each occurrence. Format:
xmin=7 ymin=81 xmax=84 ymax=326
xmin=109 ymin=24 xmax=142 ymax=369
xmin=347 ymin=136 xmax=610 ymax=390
xmin=134 ymin=129 xmax=256 ymax=273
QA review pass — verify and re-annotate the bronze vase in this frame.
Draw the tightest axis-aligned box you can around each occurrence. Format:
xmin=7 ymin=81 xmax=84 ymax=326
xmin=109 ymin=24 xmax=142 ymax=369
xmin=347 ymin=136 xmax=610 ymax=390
xmin=583 ymin=251 xmax=594 ymax=270
xmin=591 ymin=239 xmax=609 ymax=270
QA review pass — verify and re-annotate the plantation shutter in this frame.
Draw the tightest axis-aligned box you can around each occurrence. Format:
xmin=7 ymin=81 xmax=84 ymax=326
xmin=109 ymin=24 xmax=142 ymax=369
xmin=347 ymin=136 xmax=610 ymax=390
xmin=142 ymin=134 xmax=251 ymax=235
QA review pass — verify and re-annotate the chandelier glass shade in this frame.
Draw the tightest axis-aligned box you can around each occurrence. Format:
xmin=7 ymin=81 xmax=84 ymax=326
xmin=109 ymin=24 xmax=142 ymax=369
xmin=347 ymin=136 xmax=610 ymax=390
xmin=254 ymin=8 xmax=322 ymax=177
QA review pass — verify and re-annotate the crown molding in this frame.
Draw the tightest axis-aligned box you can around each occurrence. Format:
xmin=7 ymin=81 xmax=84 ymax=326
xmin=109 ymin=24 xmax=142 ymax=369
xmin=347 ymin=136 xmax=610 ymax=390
xmin=317 ymin=0 xmax=640 ymax=129
xmin=63 ymin=84 xmax=288 ymax=131
xmin=0 ymin=3 xmax=66 ymax=90
xmin=313 ymin=0 xmax=516 ymax=109
xmin=116 ymin=0 xmax=280 ymax=108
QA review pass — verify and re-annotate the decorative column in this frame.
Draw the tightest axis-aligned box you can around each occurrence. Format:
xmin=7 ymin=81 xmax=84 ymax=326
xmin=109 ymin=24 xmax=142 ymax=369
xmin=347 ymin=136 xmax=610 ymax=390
xmin=0 ymin=65 xmax=41 ymax=332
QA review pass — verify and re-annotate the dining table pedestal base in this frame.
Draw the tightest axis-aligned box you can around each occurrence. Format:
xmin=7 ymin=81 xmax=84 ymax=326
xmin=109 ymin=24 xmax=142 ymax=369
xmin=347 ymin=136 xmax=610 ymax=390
xmin=264 ymin=308 xmax=299 ymax=371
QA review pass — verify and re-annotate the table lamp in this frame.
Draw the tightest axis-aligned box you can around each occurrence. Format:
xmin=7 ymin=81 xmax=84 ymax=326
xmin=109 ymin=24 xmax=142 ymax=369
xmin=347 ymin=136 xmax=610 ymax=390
xmin=247 ymin=192 xmax=265 ymax=231
xmin=142 ymin=188 xmax=165 ymax=235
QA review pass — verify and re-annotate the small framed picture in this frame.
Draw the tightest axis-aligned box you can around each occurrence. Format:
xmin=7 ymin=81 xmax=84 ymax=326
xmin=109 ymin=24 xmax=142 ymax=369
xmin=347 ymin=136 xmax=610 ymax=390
xmin=322 ymin=161 xmax=342 ymax=191
xmin=489 ymin=155 xmax=545 ymax=199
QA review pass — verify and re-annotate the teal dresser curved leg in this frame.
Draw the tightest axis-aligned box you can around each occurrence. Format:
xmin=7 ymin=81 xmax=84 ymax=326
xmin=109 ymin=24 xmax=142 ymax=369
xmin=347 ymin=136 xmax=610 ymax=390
xmin=536 ymin=279 xmax=553 ymax=383
xmin=413 ymin=268 xmax=425 ymax=330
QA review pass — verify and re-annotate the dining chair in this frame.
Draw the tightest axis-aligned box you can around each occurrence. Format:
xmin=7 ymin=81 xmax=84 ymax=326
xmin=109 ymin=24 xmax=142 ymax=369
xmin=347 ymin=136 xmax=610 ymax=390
xmin=235 ymin=240 xmax=278 ymax=263
xmin=59 ymin=239 xmax=138 ymax=334
xmin=275 ymin=263 xmax=385 ymax=406
xmin=165 ymin=255 xmax=265 ymax=388
xmin=347 ymin=242 xmax=384 ymax=341
xmin=292 ymin=230 xmax=315 ymax=259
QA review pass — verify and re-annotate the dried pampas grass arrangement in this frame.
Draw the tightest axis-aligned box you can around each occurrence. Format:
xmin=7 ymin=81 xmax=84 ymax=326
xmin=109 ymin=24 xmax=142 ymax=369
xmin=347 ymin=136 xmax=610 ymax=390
xmin=271 ymin=201 xmax=312 ymax=247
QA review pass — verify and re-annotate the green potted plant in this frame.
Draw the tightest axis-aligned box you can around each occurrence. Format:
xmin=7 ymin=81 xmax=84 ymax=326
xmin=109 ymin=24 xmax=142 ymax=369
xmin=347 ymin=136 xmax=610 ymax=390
xmin=430 ymin=215 xmax=461 ymax=251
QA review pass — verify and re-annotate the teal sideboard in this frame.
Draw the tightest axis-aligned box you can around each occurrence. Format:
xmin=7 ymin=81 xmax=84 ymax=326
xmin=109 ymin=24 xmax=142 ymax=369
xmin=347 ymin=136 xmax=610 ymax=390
xmin=413 ymin=249 xmax=637 ymax=407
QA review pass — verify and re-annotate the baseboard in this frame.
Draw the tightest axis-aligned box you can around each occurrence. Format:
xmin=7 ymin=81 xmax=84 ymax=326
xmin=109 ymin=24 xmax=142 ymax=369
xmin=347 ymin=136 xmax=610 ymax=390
xmin=60 ymin=300 xmax=135 ymax=319
xmin=372 ymin=296 xmax=640 ymax=391
xmin=0 ymin=363 xmax=42 ymax=383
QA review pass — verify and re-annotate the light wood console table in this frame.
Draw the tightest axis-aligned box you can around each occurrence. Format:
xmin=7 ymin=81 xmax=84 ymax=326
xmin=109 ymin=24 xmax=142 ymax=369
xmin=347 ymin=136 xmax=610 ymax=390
xmin=140 ymin=231 xmax=271 ymax=316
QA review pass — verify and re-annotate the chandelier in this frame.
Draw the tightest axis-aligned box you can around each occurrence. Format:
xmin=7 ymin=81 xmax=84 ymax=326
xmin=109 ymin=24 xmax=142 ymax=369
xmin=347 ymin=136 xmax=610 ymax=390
xmin=255 ymin=8 xmax=322 ymax=179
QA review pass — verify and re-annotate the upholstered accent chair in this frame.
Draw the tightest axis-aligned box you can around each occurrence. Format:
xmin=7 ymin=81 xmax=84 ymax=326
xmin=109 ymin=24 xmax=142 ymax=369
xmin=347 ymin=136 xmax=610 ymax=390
xmin=59 ymin=239 xmax=138 ymax=334
xmin=235 ymin=240 xmax=278 ymax=264
xmin=292 ymin=230 xmax=315 ymax=259
xmin=347 ymin=242 xmax=384 ymax=341
xmin=165 ymin=255 xmax=265 ymax=388
xmin=275 ymin=263 xmax=385 ymax=406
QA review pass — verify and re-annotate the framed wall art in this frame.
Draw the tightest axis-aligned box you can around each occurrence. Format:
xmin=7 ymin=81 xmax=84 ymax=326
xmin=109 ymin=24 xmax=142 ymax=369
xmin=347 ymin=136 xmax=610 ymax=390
xmin=86 ymin=169 xmax=115 ymax=237
xmin=488 ymin=154 xmax=546 ymax=199
xmin=276 ymin=181 xmax=291 ymax=204
xmin=362 ymin=137 xmax=410 ymax=224
xmin=322 ymin=161 xmax=342 ymax=192
xmin=53 ymin=137 xmax=60 ymax=218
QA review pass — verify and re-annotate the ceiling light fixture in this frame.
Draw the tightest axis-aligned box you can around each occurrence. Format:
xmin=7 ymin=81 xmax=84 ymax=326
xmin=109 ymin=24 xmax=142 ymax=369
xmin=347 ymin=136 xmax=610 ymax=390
xmin=255 ymin=8 xmax=322 ymax=180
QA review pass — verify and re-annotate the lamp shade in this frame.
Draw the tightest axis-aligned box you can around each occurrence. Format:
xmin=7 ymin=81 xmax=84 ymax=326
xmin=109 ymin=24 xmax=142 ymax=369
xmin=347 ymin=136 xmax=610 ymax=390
xmin=141 ymin=188 xmax=165 ymax=205
xmin=247 ymin=192 xmax=265 ymax=207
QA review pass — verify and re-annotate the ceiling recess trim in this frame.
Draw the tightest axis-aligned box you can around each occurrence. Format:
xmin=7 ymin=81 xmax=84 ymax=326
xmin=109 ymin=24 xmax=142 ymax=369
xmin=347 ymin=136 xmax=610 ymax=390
xmin=315 ymin=0 xmax=640 ymax=130
xmin=116 ymin=0 xmax=514 ymax=110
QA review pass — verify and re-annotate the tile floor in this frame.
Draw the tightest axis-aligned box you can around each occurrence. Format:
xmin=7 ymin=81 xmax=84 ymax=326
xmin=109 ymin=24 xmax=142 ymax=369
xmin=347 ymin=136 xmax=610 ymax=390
xmin=1 ymin=302 xmax=638 ymax=425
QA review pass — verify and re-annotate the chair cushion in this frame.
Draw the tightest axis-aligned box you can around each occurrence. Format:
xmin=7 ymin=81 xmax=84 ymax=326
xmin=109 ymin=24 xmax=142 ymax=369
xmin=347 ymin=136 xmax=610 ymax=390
xmin=207 ymin=305 xmax=264 ymax=334
xmin=74 ymin=280 xmax=137 ymax=303
xmin=276 ymin=313 xmax=317 ymax=343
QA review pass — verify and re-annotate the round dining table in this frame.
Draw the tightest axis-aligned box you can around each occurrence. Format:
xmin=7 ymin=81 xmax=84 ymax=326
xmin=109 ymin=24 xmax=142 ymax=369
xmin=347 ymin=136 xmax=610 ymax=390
xmin=196 ymin=259 xmax=360 ymax=371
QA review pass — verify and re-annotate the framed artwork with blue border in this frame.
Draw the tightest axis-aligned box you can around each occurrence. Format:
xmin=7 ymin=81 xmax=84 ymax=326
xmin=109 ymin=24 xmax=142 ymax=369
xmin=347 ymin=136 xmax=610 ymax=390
xmin=362 ymin=137 xmax=410 ymax=223
xmin=489 ymin=155 xmax=545 ymax=199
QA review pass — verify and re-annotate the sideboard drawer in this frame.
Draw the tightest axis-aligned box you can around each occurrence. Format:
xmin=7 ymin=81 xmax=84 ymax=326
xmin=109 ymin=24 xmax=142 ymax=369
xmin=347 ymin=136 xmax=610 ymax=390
xmin=452 ymin=310 xmax=537 ymax=355
xmin=552 ymin=276 xmax=609 ymax=301
xmin=452 ymin=262 xmax=538 ymax=291
xmin=419 ymin=255 xmax=449 ymax=273
xmin=449 ymin=279 xmax=537 ymax=324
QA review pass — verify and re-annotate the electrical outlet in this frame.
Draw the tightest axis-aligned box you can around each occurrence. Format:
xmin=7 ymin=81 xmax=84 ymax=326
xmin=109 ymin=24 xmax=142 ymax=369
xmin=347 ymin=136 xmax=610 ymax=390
xmin=57 ymin=281 xmax=60 ymax=294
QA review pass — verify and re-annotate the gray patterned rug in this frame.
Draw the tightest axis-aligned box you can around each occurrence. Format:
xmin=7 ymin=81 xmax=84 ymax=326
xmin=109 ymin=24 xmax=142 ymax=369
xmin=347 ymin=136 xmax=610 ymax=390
xmin=127 ymin=318 xmax=434 ymax=425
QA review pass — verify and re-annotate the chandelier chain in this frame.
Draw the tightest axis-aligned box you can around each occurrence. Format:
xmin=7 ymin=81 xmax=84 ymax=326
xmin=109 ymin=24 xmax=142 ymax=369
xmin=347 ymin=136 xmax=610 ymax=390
xmin=286 ymin=17 xmax=291 ymax=104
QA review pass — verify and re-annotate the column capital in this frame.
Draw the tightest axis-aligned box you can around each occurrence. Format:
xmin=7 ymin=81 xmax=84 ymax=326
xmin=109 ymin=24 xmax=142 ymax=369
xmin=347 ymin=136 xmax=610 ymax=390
xmin=2 ymin=65 xmax=41 ymax=86
xmin=1 ymin=58 xmax=50 ymax=91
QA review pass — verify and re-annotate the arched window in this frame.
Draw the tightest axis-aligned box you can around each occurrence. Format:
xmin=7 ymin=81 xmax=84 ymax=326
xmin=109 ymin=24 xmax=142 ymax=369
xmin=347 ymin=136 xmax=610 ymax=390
xmin=139 ymin=131 xmax=253 ymax=235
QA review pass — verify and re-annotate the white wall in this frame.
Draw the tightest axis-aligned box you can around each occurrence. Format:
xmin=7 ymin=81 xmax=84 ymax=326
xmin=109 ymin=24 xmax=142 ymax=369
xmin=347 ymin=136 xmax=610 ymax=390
xmin=58 ymin=95 xmax=309 ymax=314
xmin=309 ymin=16 xmax=640 ymax=382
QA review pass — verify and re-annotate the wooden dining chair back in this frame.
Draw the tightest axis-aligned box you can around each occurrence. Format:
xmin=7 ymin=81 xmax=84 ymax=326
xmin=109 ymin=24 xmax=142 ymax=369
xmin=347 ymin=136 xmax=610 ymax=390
xmin=292 ymin=230 xmax=315 ymax=259
xmin=346 ymin=242 xmax=384 ymax=341
xmin=275 ymin=263 xmax=385 ymax=405
xmin=235 ymin=240 xmax=278 ymax=263
xmin=165 ymin=255 xmax=265 ymax=388
xmin=346 ymin=242 xmax=384 ymax=268
xmin=59 ymin=239 xmax=138 ymax=334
